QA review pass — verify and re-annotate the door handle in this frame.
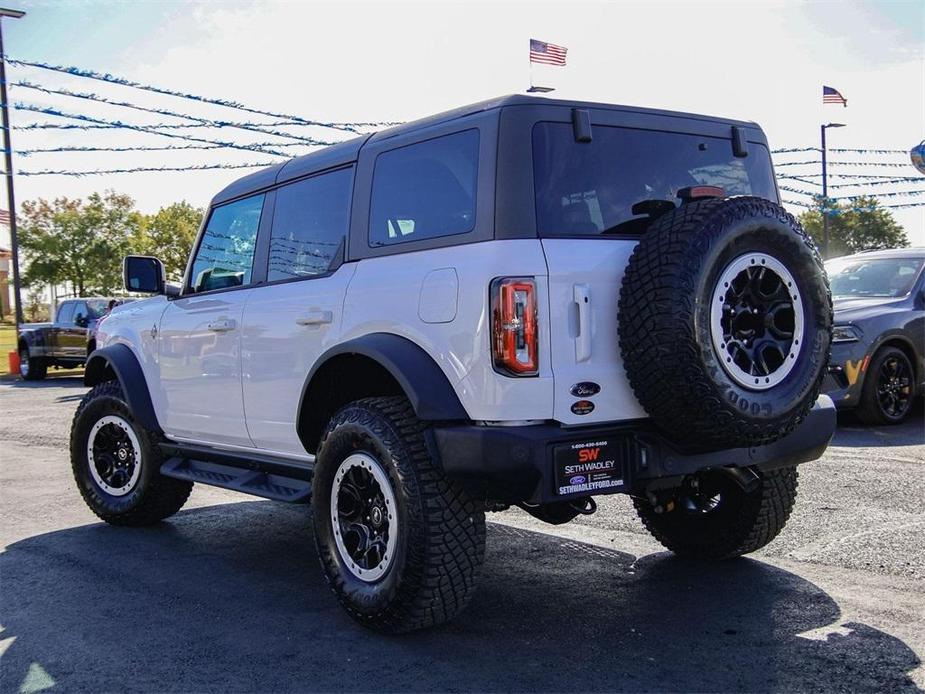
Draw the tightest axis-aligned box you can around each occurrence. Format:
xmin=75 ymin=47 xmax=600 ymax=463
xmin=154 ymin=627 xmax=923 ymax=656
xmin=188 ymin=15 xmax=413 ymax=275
xmin=573 ymin=284 xmax=591 ymax=363
xmin=207 ymin=318 xmax=237 ymax=333
xmin=296 ymin=310 xmax=333 ymax=326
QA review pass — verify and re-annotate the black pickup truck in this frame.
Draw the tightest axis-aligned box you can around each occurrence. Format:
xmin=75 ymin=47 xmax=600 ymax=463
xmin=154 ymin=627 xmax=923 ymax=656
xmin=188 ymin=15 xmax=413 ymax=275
xmin=17 ymin=298 xmax=114 ymax=380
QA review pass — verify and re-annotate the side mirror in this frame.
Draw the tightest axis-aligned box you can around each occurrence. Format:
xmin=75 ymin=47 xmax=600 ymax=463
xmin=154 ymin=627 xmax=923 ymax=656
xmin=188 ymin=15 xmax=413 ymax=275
xmin=75 ymin=314 xmax=88 ymax=327
xmin=124 ymin=255 xmax=166 ymax=295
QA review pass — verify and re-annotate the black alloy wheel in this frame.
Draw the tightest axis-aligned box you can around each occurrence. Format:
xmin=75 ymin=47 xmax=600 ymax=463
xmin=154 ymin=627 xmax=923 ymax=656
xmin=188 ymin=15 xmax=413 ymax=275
xmin=858 ymin=346 xmax=916 ymax=425
xmin=877 ymin=354 xmax=913 ymax=419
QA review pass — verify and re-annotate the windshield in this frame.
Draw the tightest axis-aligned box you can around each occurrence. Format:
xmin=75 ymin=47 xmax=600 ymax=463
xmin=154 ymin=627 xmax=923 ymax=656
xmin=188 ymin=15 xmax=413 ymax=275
xmin=86 ymin=300 xmax=110 ymax=319
xmin=826 ymin=257 xmax=924 ymax=298
xmin=533 ymin=123 xmax=778 ymax=237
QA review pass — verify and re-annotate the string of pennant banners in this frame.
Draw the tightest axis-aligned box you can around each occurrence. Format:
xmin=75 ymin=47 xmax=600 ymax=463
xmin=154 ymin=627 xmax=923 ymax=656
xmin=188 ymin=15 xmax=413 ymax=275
xmin=7 ymin=57 xmax=397 ymax=132
xmin=4 ymin=55 xmax=922 ymax=211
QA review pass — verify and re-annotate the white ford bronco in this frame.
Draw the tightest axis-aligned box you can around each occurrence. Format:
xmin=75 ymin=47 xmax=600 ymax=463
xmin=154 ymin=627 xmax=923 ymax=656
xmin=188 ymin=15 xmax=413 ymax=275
xmin=70 ymin=95 xmax=835 ymax=633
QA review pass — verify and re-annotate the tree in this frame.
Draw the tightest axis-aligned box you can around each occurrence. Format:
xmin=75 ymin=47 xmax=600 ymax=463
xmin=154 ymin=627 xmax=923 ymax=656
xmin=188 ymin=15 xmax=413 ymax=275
xmin=135 ymin=201 xmax=204 ymax=281
xmin=25 ymin=288 xmax=49 ymax=322
xmin=18 ymin=191 xmax=142 ymax=296
xmin=799 ymin=195 xmax=909 ymax=258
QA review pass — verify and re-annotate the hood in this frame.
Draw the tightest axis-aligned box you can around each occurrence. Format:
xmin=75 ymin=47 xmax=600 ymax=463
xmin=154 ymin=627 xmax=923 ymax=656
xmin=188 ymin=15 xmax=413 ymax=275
xmin=18 ymin=322 xmax=52 ymax=331
xmin=833 ymin=295 xmax=906 ymax=322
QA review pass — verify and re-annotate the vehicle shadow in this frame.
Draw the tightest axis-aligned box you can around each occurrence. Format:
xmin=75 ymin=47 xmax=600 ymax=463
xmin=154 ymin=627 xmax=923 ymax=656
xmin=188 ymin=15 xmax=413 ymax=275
xmin=1 ymin=502 xmax=919 ymax=693
xmin=0 ymin=375 xmax=86 ymax=389
xmin=833 ymin=400 xmax=925 ymax=448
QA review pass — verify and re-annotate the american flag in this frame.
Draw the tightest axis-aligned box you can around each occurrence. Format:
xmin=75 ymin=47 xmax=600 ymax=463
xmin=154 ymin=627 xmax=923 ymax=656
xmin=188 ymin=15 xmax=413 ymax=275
xmin=823 ymin=85 xmax=847 ymax=107
xmin=0 ymin=210 xmax=10 ymax=225
xmin=530 ymin=39 xmax=567 ymax=66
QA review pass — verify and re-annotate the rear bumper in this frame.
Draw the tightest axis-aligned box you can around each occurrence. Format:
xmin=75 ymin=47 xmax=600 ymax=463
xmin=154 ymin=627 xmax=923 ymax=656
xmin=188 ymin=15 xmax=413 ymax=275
xmin=430 ymin=395 xmax=836 ymax=504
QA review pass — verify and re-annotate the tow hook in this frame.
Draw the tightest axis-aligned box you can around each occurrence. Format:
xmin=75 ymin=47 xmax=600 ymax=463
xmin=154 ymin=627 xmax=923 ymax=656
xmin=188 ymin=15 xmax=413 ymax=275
xmin=646 ymin=490 xmax=676 ymax=514
xmin=716 ymin=466 xmax=762 ymax=493
xmin=569 ymin=497 xmax=597 ymax=516
xmin=518 ymin=496 xmax=597 ymax=525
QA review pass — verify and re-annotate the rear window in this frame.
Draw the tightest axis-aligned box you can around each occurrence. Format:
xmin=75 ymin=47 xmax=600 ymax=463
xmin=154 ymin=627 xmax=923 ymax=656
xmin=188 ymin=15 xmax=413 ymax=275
xmin=533 ymin=123 xmax=777 ymax=237
xmin=369 ymin=129 xmax=479 ymax=247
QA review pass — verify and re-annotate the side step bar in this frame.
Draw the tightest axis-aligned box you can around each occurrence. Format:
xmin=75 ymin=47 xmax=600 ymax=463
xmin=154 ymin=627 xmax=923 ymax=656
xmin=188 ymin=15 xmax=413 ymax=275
xmin=159 ymin=443 xmax=313 ymax=503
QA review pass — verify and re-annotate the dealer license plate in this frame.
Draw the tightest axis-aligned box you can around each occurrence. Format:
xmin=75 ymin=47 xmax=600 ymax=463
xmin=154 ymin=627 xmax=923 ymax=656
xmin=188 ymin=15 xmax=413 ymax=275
xmin=554 ymin=439 xmax=624 ymax=496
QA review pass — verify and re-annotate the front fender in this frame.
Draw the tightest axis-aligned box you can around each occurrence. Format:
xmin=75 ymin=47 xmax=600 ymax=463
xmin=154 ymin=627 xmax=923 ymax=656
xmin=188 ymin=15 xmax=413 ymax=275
xmin=84 ymin=344 xmax=162 ymax=433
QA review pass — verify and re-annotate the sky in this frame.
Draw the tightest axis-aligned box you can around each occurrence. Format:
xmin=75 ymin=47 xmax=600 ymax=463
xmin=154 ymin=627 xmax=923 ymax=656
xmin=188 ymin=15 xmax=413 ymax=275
xmin=2 ymin=0 xmax=924 ymax=245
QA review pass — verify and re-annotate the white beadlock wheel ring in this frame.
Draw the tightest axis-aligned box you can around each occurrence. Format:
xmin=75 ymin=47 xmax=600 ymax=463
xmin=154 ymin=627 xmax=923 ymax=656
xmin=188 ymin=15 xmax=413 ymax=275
xmin=331 ymin=453 xmax=399 ymax=583
xmin=710 ymin=252 xmax=805 ymax=391
xmin=87 ymin=415 xmax=142 ymax=496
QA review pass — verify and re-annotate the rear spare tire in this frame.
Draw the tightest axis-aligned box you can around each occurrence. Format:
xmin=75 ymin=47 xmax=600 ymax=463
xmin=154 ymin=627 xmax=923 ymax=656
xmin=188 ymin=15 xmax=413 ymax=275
xmin=619 ymin=196 xmax=832 ymax=450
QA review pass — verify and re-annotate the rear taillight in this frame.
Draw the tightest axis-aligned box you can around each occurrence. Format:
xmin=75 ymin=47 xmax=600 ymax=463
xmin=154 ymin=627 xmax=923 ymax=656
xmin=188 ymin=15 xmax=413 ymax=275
xmin=491 ymin=277 xmax=538 ymax=376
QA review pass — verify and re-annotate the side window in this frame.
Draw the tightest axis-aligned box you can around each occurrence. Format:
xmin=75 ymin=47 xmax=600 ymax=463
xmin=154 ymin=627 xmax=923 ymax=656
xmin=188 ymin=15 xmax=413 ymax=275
xmin=369 ymin=129 xmax=479 ymax=247
xmin=72 ymin=301 xmax=89 ymax=326
xmin=56 ymin=302 xmax=75 ymax=325
xmin=268 ymin=168 xmax=353 ymax=282
xmin=189 ymin=194 xmax=264 ymax=293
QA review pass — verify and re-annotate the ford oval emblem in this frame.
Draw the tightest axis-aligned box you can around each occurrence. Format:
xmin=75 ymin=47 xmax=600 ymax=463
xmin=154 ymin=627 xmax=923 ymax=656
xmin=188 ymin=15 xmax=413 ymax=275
xmin=569 ymin=475 xmax=587 ymax=485
xmin=571 ymin=400 xmax=595 ymax=415
xmin=570 ymin=382 xmax=601 ymax=398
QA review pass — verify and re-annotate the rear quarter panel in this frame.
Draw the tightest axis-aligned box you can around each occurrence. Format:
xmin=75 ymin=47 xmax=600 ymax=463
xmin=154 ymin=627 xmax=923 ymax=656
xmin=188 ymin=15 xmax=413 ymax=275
xmin=341 ymin=240 xmax=555 ymax=421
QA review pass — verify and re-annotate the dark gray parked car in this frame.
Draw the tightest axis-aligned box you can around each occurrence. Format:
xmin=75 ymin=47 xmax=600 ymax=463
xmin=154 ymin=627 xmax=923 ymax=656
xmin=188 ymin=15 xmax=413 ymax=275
xmin=824 ymin=248 xmax=925 ymax=424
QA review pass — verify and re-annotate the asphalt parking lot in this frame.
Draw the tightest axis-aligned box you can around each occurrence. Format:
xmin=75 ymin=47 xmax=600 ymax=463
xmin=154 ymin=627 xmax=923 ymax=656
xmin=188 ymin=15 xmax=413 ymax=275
xmin=1 ymin=376 xmax=923 ymax=693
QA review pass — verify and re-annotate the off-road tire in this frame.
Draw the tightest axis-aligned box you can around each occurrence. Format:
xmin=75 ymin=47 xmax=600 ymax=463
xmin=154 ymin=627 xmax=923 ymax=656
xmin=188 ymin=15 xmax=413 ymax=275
xmin=856 ymin=346 xmax=916 ymax=425
xmin=18 ymin=346 xmax=47 ymax=381
xmin=312 ymin=396 xmax=486 ymax=633
xmin=619 ymin=196 xmax=832 ymax=451
xmin=70 ymin=380 xmax=193 ymax=525
xmin=634 ymin=466 xmax=798 ymax=560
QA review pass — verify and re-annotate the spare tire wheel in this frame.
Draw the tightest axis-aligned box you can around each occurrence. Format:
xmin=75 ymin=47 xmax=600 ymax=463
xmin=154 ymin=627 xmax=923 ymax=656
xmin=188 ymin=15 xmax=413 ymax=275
xmin=618 ymin=196 xmax=832 ymax=451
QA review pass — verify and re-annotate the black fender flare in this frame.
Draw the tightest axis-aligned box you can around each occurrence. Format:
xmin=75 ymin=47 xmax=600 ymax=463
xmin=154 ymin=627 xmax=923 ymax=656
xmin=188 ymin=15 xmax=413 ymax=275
xmin=84 ymin=344 xmax=162 ymax=433
xmin=17 ymin=329 xmax=40 ymax=350
xmin=298 ymin=333 xmax=468 ymax=438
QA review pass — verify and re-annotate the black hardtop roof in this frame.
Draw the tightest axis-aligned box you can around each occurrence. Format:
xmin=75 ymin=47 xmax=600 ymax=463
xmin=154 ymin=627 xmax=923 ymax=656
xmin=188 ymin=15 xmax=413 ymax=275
xmin=211 ymin=93 xmax=761 ymax=205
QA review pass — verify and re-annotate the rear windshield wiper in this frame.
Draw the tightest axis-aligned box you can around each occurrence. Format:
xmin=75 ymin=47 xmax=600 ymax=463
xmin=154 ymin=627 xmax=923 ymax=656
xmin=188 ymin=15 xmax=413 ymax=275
xmin=600 ymin=199 xmax=676 ymax=236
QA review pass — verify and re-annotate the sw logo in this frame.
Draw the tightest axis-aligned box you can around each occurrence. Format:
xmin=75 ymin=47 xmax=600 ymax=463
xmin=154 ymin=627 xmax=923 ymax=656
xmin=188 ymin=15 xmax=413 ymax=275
xmin=578 ymin=447 xmax=601 ymax=463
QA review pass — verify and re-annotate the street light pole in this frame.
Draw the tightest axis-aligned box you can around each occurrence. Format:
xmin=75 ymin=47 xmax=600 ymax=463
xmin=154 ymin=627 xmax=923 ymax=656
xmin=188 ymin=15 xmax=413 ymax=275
xmin=0 ymin=7 xmax=24 ymax=326
xmin=820 ymin=122 xmax=845 ymax=260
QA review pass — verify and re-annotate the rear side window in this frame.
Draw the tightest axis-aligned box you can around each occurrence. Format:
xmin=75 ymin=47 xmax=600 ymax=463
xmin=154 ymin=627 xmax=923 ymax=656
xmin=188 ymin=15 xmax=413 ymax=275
xmin=533 ymin=123 xmax=777 ymax=237
xmin=369 ymin=129 xmax=479 ymax=247
xmin=268 ymin=168 xmax=352 ymax=281
xmin=56 ymin=302 xmax=75 ymax=325
xmin=190 ymin=194 xmax=264 ymax=292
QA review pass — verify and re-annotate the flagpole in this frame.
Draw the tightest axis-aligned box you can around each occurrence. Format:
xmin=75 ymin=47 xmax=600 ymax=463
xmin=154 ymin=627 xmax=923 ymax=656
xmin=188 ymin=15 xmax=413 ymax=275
xmin=528 ymin=38 xmax=533 ymax=91
xmin=0 ymin=8 xmax=25 ymax=327
xmin=820 ymin=121 xmax=846 ymax=260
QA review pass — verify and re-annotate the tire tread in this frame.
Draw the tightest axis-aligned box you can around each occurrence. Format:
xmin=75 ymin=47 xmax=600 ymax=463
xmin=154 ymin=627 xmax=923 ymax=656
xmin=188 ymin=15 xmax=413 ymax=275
xmin=70 ymin=380 xmax=192 ymax=526
xmin=315 ymin=396 xmax=486 ymax=633
xmin=633 ymin=467 xmax=799 ymax=559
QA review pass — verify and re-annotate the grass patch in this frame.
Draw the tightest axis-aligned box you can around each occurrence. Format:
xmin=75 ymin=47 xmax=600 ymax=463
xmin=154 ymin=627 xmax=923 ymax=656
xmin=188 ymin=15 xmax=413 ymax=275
xmin=0 ymin=324 xmax=16 ymax=374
